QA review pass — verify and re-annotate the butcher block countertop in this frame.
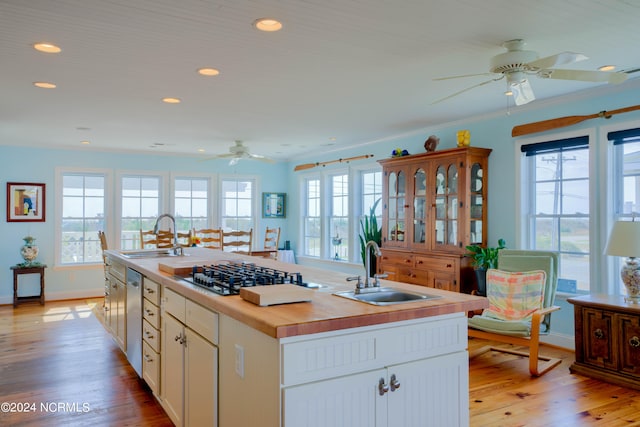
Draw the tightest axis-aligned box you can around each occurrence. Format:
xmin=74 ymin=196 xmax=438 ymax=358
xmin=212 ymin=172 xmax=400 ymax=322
xmin=106 ymin=247 xmax=488 ymax=339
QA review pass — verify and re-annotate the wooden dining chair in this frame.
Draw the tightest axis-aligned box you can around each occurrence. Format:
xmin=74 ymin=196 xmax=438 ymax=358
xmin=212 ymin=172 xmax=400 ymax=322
xmin=140 ymin=229 xmax=174 ymax=248
xmin=222 ymin=229 xmax=253 ymax=254
xmin=193 ymin=228 xmax=223 ymax=249
xmin=176 ymin=230 xmax=192 ymax=248
xmin=262 ymin=227 xmax=280 ymax=259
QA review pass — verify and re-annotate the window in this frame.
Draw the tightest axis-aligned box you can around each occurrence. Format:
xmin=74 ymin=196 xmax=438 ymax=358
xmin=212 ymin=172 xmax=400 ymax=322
xmin=220 ymin=178 xmax=254 ymax=232
xmin=303 ymin=178 xmax=321 ymax=257
xmin=362 ymin=170 xmax=382 ymax=215
xmin=330 ymin=174 xmax=349 ymax=261
xmin=175 ymin=177 xmax=209 ymax=232
xmin=60 ymin=173 xmax=106 ymax=264
xmin=609 ymin=127 xmax=640 ymax=295
xmin=521 ymin=136 xmax=590 ymax=293
xmin=121 ymin=175 xmax=162 ymax=249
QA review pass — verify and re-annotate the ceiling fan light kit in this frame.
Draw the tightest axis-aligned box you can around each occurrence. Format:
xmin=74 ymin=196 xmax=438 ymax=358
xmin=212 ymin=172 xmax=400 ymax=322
xmin=201 ymin=140 xmax=274 ymax=165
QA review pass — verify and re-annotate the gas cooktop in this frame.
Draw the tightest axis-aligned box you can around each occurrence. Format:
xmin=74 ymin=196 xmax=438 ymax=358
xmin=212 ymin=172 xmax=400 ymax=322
xmin=179 ymin=262 xmax=309 ymax=296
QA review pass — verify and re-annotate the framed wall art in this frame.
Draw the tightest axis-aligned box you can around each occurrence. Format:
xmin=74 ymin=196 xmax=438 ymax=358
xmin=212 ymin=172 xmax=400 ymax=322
xmin=262 ymin=192 xmax=286 ymax=218
xmin=7 ymin=182 xmax=46 ymax=222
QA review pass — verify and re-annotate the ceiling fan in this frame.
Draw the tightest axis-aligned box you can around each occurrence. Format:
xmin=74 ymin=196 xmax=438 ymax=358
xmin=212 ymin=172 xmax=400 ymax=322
xmin=203 ymin=140 xmax=274 ymax=165
xmin=433 ymin=39 xmax=628 ymax=106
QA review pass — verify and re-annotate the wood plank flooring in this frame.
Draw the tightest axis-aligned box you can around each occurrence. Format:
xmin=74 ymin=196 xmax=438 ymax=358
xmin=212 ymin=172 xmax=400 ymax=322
xmin=0 ymin=299 xmax=171 ymax=426
xmin=2 ymin=299 xmax=640 ymax=426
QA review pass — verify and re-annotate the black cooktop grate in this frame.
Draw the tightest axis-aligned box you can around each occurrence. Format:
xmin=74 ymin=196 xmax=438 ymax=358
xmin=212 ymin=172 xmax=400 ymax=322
xmin=181 ymin=262 xmax=305 ymax=296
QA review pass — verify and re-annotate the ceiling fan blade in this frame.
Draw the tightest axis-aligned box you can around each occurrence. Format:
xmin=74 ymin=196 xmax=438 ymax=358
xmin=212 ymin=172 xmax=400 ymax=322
xmin=526 ymin=52 xmax=588 ymax=70
xmin=511 ymin=80 xmax=535 ymax=106
xmin=249 ymin=153 xmax=275 ymax=163
xmin=431 ymin=77 xmax=500 ymax=105
xmin=541 ymin=68 xmax=628 ymax=84
xmin=433 ymin=72 xmax=494 ymax=81
xmin=228 ymin=157 xmax=240 ymax=166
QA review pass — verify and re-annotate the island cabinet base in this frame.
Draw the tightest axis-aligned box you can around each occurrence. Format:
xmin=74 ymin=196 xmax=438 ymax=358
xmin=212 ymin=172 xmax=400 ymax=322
xmin=219 ymin=311 xmax=469 ymax=427
xmin=568 ymin=295 xmax=640 ymax=391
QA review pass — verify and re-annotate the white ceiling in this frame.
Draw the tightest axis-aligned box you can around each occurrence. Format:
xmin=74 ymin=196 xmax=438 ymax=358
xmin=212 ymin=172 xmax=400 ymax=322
xmin=1 ymin=0 xmax=639 ymax=161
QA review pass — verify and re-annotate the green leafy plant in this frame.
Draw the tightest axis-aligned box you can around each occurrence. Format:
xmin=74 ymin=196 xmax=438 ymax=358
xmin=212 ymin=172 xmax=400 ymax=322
xmin=465 ymin=238 xmax=506 ymax=270
xmin=359 ymin=199 xmax=382 ymax=273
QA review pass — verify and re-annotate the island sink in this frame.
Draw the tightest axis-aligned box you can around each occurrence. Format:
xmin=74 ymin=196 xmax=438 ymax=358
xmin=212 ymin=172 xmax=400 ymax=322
xmin=120 ymin=249 xmax=182 ymax=258
xmin=334 ymin=287 xmax=442 ymax=306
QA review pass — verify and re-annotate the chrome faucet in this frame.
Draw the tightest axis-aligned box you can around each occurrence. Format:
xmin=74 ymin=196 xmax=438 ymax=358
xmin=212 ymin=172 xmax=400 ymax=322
xmin=153 ymin=213 xmax=183 ymax=256
xmin=356 ymin=240 xmax=387 ymax=293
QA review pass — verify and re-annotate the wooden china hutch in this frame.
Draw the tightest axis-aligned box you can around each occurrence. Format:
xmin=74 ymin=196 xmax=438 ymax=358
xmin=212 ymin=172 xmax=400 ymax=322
xmin=378 ymin=146 xmax=491 ymax=294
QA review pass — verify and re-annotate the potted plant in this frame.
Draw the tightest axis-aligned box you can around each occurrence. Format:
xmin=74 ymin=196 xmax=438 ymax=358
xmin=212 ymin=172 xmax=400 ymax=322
xmin=465 ymin=238 xmax=506 ymax=296
xmin=359 ymin=199 xmax=382 ymax=277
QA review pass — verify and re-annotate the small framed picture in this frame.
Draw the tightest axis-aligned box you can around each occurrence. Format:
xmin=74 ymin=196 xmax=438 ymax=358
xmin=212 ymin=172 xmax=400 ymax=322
xmin=7 ymin=182 xmax=46 ymax=222
xmin=262 ymin=192 xmax=286 ymax=218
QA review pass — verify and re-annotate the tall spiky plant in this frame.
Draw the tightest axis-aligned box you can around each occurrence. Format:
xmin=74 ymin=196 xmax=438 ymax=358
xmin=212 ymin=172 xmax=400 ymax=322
xmin=359 ymin=198 xmax=382 ymax=276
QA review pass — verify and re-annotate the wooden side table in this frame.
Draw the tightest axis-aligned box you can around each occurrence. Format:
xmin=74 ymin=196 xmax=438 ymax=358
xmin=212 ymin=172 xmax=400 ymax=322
xmin=568 ymin=294 xmax=640 ymax=390
xmin=11 ymin=265 xmax=46 ymax=307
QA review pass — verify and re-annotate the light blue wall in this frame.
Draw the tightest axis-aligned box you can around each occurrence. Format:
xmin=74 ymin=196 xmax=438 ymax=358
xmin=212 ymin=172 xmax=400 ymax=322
xmin=0 ymin=149 xmax=289 ymax=303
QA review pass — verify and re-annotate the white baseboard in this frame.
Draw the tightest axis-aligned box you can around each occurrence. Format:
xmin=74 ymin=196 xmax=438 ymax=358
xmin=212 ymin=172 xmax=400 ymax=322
xmin=541 ymin=331 xmax=575 ymax=351
xmin=0 ymin=288 xmax=104 ymax=306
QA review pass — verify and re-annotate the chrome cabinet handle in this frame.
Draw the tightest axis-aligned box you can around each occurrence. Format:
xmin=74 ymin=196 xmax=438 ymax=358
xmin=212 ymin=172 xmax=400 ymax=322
xmin=390 ymin=374 xmax=401 ymax=392
xmin=144 ymin=330 xmax=153 ymax=339
xmin=378 ymin=378 xmax=389 ymax=396
xmin=175 ymin=334 xmax=182 ymax=342
xmin=145 ymin=309 xmax=154 ymax=316
xmin=594 ymin=328 xmax=604 ymax=340
xmin=630 ymin=336 xmax=640 ymax=348
xmin=144 ymin=354 xmax=153 ymax=362
xmin=144 ymin=287 xmax=155 ymax=294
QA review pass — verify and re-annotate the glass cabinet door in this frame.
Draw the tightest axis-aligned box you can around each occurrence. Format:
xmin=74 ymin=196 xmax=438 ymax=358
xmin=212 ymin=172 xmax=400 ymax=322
xmin=413 ymin=168 xmax=426 ymax=244
xmin=434 ymin=162 xmax=459 ymax=248
xmin=469 ymin=162 xmax=484 ymax=245
xmin=387 ymin=171 xmax=406 ymax=243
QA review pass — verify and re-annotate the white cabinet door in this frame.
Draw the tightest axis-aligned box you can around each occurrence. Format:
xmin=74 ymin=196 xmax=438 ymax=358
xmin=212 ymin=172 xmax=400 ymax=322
xmin=283 ymin=368 xmax=386 ymax=427
xmin=386 ymin=352 xmax=468 ymax=427
xmin=185 ymin=329 xmax=218 ymax=427
xmin=162 ymin=314 xmax=185 ymax=427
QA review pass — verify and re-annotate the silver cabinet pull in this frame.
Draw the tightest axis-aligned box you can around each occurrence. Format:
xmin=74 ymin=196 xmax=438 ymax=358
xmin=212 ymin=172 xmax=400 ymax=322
xmin=630 ymin=336 xmax=640 ymax=348
xmin=378 ymin=378 xmax=389 ymax=395
xmin=594 ymin=328 xmax=605 ymax=340
xmin=390 ymin=374 xmax=401 ymax=391
xmin=144 ymin=287 xmax=155 ymax=294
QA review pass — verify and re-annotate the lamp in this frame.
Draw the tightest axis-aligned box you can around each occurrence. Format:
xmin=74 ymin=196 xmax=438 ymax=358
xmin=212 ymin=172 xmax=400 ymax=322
xmin=605 ymin=220 xmax=640 ymax=303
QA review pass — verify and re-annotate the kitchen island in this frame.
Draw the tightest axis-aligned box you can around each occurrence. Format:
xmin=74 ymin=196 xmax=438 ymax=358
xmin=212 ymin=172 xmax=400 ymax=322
xmin=104 ymin=247 xmax=487 ymax=427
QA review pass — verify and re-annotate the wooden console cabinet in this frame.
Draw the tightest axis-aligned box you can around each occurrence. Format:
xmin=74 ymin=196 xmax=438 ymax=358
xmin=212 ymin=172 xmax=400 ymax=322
xmin=568 ymin=294 xmax=640 ymax=390
xmin=378 ymin=146 xmax=491 ymax=293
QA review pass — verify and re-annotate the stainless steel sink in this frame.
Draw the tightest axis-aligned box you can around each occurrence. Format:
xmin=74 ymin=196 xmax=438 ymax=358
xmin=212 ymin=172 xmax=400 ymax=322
xmin=120 ymin=249 xmax=182 ymax=258
xmin=333 ymin=287 xmax=442 ymax=306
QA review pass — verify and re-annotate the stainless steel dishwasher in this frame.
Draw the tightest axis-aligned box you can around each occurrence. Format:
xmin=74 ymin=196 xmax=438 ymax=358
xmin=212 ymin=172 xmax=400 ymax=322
xmin=126 ymin=267 xmax=142 ymax=377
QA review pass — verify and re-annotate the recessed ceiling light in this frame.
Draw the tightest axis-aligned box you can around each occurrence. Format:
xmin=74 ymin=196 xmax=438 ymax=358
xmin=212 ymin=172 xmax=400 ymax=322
xmin=253 ymin=18 xmax=283 ymax=32
xmin=198 ymin=68 xmax=220 ymax=76
xmin=162 ymin=97 xmax=181 ymax=104
xmin=504 ymin=90 xmax=513 ymax=96
xmin=33 ymin=42 xmax=61 ymax=53
xmin=34 ymin=82 xmax=56 ymax=89
xmin=81 ymin=140 xmax=91 ymax=145
xmin=197 ymin=148 xmax=205 ymax=153
xmin=599 ymin=65 xmax=616 ymax=72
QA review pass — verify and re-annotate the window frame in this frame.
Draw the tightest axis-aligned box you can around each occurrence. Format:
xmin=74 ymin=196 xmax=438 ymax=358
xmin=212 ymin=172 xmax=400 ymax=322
xmin=515 ymin=128 xmax=597 ymax=295
xmin=218 ymin=174 xmax=259 ymax=248
xmin=55 ymin=167 xmax=112 ymax=268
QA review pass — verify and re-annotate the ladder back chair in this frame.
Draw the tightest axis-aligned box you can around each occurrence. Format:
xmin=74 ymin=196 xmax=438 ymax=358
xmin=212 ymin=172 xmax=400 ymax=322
xmin=222 ymin=229 xmax=253 ymax=254
xmin=193 ymin=228 xmax=223 ymax=249
xmin=468 ymin=250 xmax=561 ymax=376
xmin=263 ymin=227 xmax=281 ymax=259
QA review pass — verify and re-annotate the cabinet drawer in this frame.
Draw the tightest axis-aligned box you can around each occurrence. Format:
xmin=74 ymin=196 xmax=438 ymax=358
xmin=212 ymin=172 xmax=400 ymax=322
xmin=143 ymin=298 xmax=160 ymax=329
xmin=618 ymin=313 xmax=640 ymax=377
xmin=380 ymin=252 xmax=414 ymax=266
xmin=164 ymin=287 xmax=186 ymax=322
xmin=414 ymin=255 xmax=458 ymax=273
xmin=142 ymin=340 xmax=160 ymax=396
xmin=143 ymin=277 xmax=160 ymax=305
xmin=143 ymin=318 xmax=160 ymax=352
xmin=281 ymin=314 xmax=466 ymax=386
xmin=108 ymin=261 xmax=126 ymax=283
xmin=186 ymin=299 xmax=219 ymax=345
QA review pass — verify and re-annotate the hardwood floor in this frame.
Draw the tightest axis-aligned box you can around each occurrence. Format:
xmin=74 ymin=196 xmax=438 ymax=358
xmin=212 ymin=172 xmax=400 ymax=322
xmin=468 ymin=337 xmax=640 ymax=426
xmin=2 ymin=299 xmax=640 ymax=426
xmin=0 ymin=299 xmax=172 ymax=426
